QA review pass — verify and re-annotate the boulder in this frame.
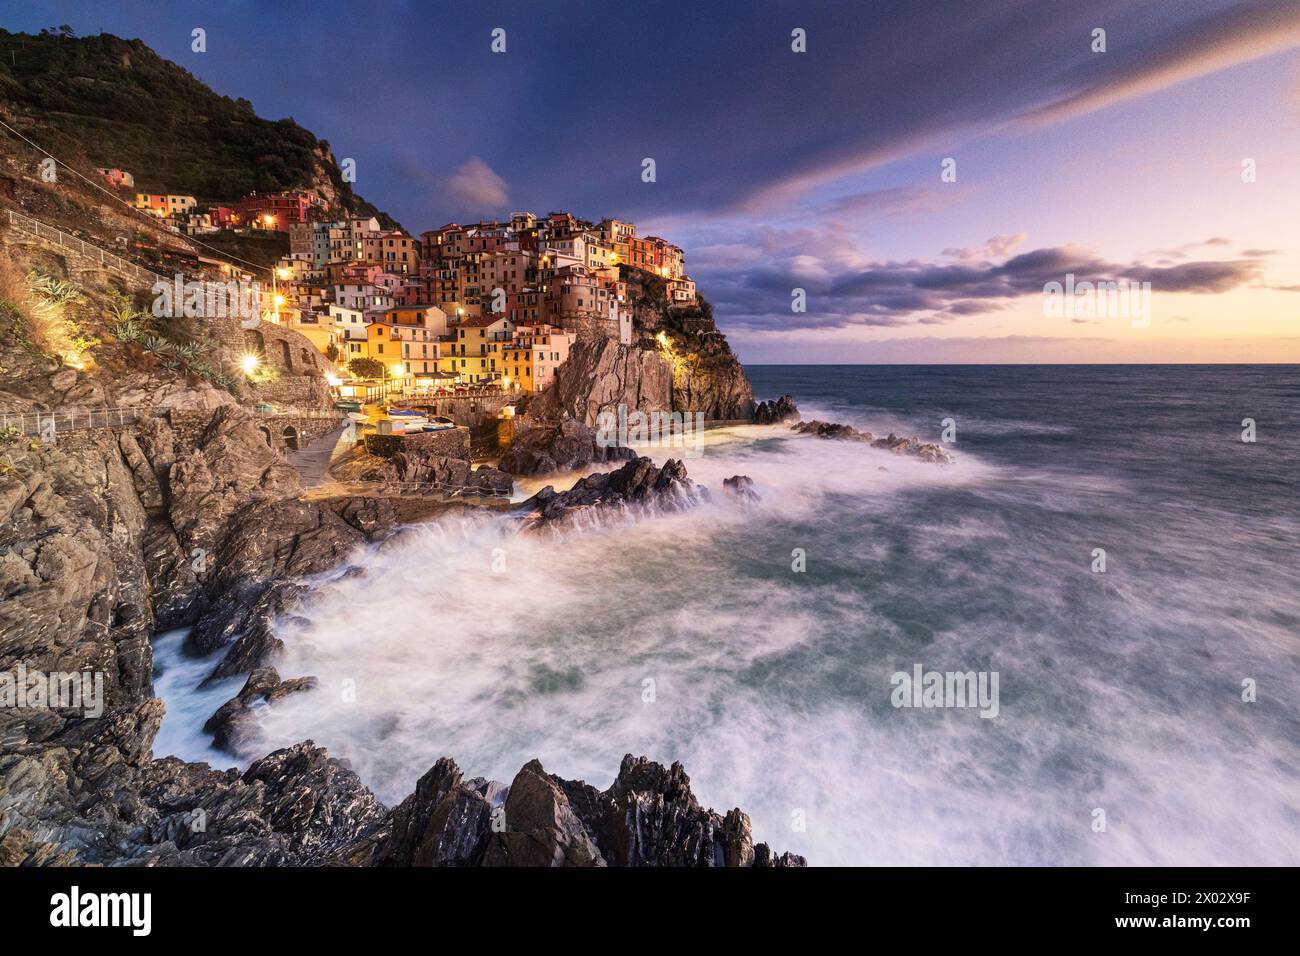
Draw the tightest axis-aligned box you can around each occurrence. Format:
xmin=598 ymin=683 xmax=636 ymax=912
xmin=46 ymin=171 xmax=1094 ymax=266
xmin=515 ymin=457 xmax=704 ymax=529
xmin=722 ymin=474 xmax=759 ymax=500
xmin=203 ymin=666 xmax=318 ymax=754
xmin=754 ymin=394 xmax=800 ymax=425
xmin=498 ymin=417 xmax=634 ymax=477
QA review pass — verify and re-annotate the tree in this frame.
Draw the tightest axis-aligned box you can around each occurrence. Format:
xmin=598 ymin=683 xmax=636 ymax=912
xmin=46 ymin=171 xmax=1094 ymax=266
xmin=348 ymin=357 xmax=384 ymax=379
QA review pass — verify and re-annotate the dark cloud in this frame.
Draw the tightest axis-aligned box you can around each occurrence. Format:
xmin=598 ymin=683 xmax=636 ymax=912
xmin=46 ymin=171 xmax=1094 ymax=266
xmin=709 ymin=241 xmax=1266 ymax=331
xmin=21 ymin=0 xmax=1297 ymax=227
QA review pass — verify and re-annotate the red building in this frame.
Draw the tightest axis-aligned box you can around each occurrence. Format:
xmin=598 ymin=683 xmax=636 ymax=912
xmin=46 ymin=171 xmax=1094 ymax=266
xmin=230 ymin=192 xmax=317 ymax=231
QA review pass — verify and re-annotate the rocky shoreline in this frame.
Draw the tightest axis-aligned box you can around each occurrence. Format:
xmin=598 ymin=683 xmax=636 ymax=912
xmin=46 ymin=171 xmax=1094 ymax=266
xmin=0 ymin=384 xmax=811 ymax=865
xmin=1 ymin=338 xmax=951 ymax=868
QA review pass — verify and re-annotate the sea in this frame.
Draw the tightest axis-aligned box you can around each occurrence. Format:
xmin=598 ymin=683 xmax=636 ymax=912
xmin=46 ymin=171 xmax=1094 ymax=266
xmin=152 ymin=364 xmax=1300 ymax=865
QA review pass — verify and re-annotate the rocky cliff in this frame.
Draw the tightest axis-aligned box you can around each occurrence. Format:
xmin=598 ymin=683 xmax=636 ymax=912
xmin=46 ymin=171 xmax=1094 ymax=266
xmin=527 ymin=287 xmax=755 ymax=428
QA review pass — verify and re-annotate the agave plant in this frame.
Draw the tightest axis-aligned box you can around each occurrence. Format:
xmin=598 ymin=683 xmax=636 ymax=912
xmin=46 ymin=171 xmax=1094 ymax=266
xmin=28 ymin=273 xmax=83 ymax=312
xmin=141 ymin=335 xmax=174 ymax=354
xmin=111 ymin=319 xmax=143 ymax=344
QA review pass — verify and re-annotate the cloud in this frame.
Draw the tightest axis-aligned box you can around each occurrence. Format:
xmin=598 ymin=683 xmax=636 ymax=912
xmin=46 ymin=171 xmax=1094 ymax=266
xmin=445 ymin=157 xmax=507 ymax=212
xmin=1019 ymin=0 xmax=1300 ymax=127
xmin=701 ymin=233 xmax=1267 ymax=331
xmin=943 ymin=233 xmax=1028 ymax=261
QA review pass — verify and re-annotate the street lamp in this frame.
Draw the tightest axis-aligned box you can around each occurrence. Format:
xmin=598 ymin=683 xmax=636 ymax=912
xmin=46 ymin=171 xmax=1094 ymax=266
xmin=241 ymin=354 xmax=259 ymax=376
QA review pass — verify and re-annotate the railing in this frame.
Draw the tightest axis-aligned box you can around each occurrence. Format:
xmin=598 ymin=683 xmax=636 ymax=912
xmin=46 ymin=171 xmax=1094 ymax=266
xmin=0 ymin=406 xmax=157 ymax=437
xmin=0 ymin=404 xmax=344 ymax=437
xmin=394 ymin=388 xmax=518 ymax=402
xmin=3 ymin=208 xmax=166 ymax=288
xmin=325 ymin=478 xmax=512 ymax=500
xmin=3 ymin=207 xmax=273 ymax=308
xmin=254 ymin=406 xmax=346 ymax=420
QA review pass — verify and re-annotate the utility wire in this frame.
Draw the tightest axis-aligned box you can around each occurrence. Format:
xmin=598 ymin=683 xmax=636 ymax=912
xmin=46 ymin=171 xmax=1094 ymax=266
xmin=0 ymin=115 xmax=274 ymax=276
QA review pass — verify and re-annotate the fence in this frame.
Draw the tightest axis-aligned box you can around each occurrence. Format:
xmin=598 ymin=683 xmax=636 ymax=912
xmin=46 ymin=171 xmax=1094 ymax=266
xmin=3 ymin=207 xmax=277 ymax=310
xmin=3 ymin=208 xmax=166 ymax=288
xmin=327 ymin=478 xmax=513 ymax=500
xmin=0 ymin=406 xmax=156 ymax=438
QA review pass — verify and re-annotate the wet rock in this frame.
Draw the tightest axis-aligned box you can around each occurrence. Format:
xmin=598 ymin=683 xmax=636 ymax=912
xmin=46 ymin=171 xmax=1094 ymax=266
xmin=871 ymin=432 xmax=955 ymax=464
xmin=203 ymin=666 xmax=318 ymax=754
xmin=722 ymin=474 xmax=759 ymax=500
xmin=515 ymin=457 xmax=704 ymax=529
xmin=754 ymin=394 xmax=800 ymax=425
xmin=498 ymin=417 xmax=634 ymax=477
xmin=481 ymin=760 xmax=605 ymax=867
xmin=792 ymin=419 xmax=873 ymax=441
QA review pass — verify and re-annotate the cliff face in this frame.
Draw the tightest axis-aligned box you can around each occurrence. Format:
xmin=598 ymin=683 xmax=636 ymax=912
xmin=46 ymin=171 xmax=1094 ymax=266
xmin=530 ymin=291 xmax=756 ymax=426
xmin=528 ymin=336 xmax=674 ymax=426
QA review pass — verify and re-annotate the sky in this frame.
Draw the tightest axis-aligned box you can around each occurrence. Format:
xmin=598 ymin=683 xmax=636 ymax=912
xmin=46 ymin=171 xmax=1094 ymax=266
xmin=4 ymin=0 xmax=1299 ymax=363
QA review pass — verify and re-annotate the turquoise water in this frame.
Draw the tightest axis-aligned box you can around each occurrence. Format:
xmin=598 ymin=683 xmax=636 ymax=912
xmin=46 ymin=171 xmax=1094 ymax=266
xmin=154 ymin=365 xmax=1300 ymax=865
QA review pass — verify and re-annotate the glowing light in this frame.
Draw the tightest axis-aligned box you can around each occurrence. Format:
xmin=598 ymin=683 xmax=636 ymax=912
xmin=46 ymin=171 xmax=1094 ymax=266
xmin=276 ymin=267 xmax=292 ymax=280
xmin=273 ymin=294 xmax=286 ymax=307
xmin=325 ymin=373 xmax=342 ymax=387
xmin=262 ymin=214 xmax=276 ymax=227
xmin=241 ymin=354 xmax=259 ymax=375
xmin=390 ymin=363 xmax=404 ymax=376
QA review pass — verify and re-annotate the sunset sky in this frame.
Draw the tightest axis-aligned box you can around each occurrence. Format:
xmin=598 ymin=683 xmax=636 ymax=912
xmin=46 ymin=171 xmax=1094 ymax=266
xmin=8 ymin=0 xmax=1300 ymax=362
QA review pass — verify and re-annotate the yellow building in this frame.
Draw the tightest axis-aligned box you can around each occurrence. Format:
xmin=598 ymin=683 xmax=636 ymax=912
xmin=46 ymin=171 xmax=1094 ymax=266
xmin=445 ymin=315 xmax=514 ymax=384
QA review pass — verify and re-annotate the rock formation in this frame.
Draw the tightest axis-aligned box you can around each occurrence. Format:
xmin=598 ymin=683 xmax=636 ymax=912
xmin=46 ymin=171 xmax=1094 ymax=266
xmin=790 ymin=420 xmax=955 ymax=464
xmin=497 ymin=417 xmax=634 ymax=476
xmin=754 ymin=394 xmax=801 ymax=425
xmin=514 ymin=457 xmax=704 ymax=530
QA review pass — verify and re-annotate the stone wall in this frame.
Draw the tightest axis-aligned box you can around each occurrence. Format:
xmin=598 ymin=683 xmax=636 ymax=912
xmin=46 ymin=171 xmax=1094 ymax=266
xmin=395 ymin=394 xmax=512 ymax=427
xmin=167 ymin=409 xmax=342 ymax=453
xmin=364 ymin=427 xmax=470 ymax=460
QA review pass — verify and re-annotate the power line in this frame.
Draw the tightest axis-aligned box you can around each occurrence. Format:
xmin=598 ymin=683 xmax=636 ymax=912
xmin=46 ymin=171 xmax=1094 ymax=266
xmin=0 ymin=115 xmax=274 ymax=276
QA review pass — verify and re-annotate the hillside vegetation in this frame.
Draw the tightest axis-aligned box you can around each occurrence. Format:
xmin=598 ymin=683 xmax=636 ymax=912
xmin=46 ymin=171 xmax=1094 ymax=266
xmin=0 ymin=27 xmax=398 ymax=227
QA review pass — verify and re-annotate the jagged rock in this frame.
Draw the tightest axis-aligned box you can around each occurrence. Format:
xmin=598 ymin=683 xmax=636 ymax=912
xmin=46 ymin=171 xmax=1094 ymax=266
xmin=515 ymin=457 xmax=704 ymax=529
xmin=792 ymin=419 xmax=873 ymax=441
xmin=870 ymin=432 xmax=955 ymax=464
xmin=366 ymin=758 xmax=496 ymax=866
xmin=481 ymin=760 xmax=605 ymax=867
xmin=722 ymin=474 xmax=759 ymax=500
xmin=203 ymin=666 xmax=318 ymax=754
xmin=498 ymin=417 xmax=634 ymax=476
xmin=791 ymin=420 xmax=954 ymax=463
xmin=754 ymin=394 xmax=800 ymax=425
xmin=526 ymin=337 xmax=675 ymax=426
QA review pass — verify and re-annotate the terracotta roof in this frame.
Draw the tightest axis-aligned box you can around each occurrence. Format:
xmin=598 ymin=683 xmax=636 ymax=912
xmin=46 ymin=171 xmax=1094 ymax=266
xmin=457 ymin=314 xmax=511 ymax=328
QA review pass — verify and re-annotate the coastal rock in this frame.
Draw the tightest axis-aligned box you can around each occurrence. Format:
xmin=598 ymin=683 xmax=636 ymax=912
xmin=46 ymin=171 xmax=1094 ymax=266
xmin=792 ymin=419 xmax=873 ymax=441
xmin=515 ymin=456 xmax=703 ymax=529
xmin=482 ymin=760 xmax=605 ymax=867
xmin=568 ymin=754 xmax=807 ymax=867
xmin=526 ymin=337 xmax=674 ymax=426
xmin=203 ymin=666 xmax=319 ymax=754
xmin=338 ymin=753 xmax=804 ymax=868
xmin=366 ymin=758 xmax=496 ymax=866
xmin=791 ymin=420 xmax=955 ymax=463
xmin=336 ymin=439 xmax=513 ymax=496
xmin=871 ymin=432 xmax=955 ymax=464
xmin=754 ymin=394 xmax=800 ymax=425
xmin=723 ymin=474 xmax=759 ymax=501
xmin=498 ymin=417 xmax=634 ymax=476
